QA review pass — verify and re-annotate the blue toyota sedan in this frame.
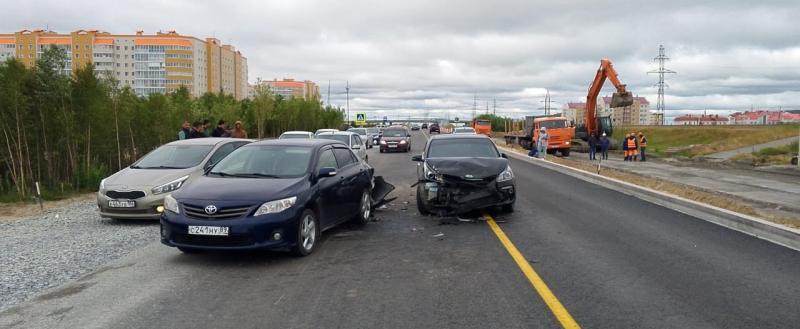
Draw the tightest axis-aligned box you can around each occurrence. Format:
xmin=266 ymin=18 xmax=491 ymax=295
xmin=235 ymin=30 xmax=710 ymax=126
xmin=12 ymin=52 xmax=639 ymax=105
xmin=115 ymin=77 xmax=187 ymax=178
xmin=160 ymin=139 xmax=377 ymax=256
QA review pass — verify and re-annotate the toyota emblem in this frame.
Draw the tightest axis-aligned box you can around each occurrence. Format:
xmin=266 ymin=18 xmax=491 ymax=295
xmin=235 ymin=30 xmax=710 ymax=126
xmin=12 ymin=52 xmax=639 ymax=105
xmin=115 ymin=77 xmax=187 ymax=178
xmin=204 ymin=205 xmax=218 ymax=215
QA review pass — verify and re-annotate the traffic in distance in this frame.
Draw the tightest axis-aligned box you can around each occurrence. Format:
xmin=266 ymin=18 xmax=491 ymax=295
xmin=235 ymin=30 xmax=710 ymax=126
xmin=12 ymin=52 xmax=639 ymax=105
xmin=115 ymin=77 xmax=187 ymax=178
xmin=97 ymin=123 xmax=509 ymax=256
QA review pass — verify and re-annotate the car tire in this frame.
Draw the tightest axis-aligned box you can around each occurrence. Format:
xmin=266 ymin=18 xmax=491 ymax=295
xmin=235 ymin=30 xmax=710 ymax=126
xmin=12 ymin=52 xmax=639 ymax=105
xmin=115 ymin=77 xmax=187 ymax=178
xmin=502 ymin=202 xmax=515 ymax=213
xmin=379 ymin=149 xmax=384 ymax=153
xmin=560 ymin=149 xmax=570 ymax=157
xmin=292 ymin=209 xmax=320 ymax=257
xmin=416 ymin=185 xmax=431 ymax=216
xmin=353 ymin=189 xmax=372 ymax=225
xmin=178 ymin=247 xmax=202 ymax=254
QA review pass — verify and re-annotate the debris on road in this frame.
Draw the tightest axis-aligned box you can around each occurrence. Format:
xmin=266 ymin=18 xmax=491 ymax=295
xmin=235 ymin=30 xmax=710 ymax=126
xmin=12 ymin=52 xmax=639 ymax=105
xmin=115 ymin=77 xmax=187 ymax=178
xmin=431 ymin=232 xmax=445 ymax=239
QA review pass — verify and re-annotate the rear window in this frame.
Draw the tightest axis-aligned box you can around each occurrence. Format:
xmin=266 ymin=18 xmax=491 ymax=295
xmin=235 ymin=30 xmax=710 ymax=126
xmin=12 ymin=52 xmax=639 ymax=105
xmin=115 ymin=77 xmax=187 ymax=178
xmin=279 ymin=133 xmax=310 ymax=139
xmin=383 ymin=129 xmax=406 ymax=137
xmin=427 ymin=138 xmax=499 ymax=158
xmin=348 ymin=128 xmax=367 ymax=135
xmin=317 ymin=134 xmax=351 ymax=145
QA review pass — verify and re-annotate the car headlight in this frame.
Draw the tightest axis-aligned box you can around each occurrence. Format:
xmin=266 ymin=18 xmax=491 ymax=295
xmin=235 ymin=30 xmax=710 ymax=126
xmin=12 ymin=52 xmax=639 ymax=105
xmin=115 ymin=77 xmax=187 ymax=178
xmin=497 ymin=165 xmax=514 ymax=182
xmin=254 ymin=196 xmax=297 ymax=216
xmin=164 ymin=194 xmax=179 ymax=214
xmin=151 ymin=175 xmax=189 ymax=195
xmin=424 ymin=163 xmax=442 ymax=182
xmin=380 ymin=140 xmax=387 ymax=145
xmin=400 ymin=140 xmax=407 ymax=144
xmin=99 ymin=178 xmax=107 ymax=191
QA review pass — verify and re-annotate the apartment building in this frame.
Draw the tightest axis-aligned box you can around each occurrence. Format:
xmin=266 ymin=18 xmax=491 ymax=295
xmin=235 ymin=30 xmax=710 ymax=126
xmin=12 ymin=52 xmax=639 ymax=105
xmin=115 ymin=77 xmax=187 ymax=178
xmin=259 ymin=78 xmax=320 ymax=101
xmin=0 ymin=29 xmax=248 ymax=100
xmin=597 ymin=96 xmax=652 ymax=126
xmin=562 ymin=102 xmax=587 ymax=126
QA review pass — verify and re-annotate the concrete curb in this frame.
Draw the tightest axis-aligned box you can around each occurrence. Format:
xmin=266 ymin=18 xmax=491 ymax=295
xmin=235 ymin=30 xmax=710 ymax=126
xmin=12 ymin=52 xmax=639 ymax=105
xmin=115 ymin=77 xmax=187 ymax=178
xmin=501 ymin=148 xmax=800 ymax=252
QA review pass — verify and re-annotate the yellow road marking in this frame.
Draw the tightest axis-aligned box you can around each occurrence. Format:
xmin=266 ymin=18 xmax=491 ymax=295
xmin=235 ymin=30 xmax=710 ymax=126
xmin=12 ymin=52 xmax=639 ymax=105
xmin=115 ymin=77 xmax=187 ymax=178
xmin=484 ymin=213 xmax=581 ymax=329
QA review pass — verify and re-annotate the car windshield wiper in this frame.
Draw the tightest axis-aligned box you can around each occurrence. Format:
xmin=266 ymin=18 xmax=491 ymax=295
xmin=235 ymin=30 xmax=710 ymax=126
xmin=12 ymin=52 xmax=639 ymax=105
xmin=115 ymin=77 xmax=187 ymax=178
xmin=135 ymin=165 xmax=186 ymax=169
xmin=210 ymin=172 xmax=281 ymax=178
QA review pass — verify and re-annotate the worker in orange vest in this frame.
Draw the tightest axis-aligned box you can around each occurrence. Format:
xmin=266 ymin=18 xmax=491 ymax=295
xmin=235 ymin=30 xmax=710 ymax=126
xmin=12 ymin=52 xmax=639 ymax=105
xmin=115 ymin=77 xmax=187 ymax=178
xmin=625 ymin=133 xmax=637 ymax=161
xmin=638 ymin=132 xmax=648 ymax=162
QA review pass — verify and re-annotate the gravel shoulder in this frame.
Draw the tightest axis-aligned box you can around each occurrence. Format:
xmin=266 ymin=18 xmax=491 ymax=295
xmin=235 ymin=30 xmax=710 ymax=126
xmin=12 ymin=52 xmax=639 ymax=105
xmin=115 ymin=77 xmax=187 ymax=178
xmin=0 ymin=199 xmax=158 ymax=312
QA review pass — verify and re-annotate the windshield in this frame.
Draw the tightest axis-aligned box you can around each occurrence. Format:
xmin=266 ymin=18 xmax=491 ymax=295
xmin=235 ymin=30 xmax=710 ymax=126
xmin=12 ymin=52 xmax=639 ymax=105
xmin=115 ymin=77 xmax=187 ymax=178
xmin=317 ymin=134 xmax=351 ymax=145
xmin=367 ymin=128 xmax=380 ymax=134
xmin=348 ymin=128 xmax=367 ymax=135
xmin=383 ymin=129 xmax=407 ymax=137
xmin=476 ymin=120 xmax=491 ymax=126
xmin=427 ymin=139 xmax=499 ymax=158
xmin=539 ymin=120 xmax=568 ymax=129
xmin=210 ymin=146 xmax=312 ymax=178
xmin=279 ymin=133 xmax=310 ymax=139
xmin=133 ymin=145 xmax=213 ymax=169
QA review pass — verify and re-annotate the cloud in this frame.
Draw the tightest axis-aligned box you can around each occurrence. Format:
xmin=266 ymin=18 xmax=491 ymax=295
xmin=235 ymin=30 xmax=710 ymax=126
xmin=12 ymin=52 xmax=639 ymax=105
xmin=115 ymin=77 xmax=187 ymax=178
xmin=5 ymin=0 xmax=800 ymax=120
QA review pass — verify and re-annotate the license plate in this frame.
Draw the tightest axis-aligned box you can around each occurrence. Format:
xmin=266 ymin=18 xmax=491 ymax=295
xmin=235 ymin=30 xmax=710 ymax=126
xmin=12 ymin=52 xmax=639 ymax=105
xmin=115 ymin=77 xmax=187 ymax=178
xmin=388 ymin=145 xmax=398 ymax=148
xmin=108 ymin=200 xmax=135 ymax=208
xmin=188 ymin=226 xmax=229 ymax=236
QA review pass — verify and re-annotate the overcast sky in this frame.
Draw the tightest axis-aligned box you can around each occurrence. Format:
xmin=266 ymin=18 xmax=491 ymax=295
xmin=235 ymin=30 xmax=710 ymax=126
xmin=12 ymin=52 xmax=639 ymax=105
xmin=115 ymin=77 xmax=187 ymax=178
xmin=7 ymin=0 xmax=800 ymax=119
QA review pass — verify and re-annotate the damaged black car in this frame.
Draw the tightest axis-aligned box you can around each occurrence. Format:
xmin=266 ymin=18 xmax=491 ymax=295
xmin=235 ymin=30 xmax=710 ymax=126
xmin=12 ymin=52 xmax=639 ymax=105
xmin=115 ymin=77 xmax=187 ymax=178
xmin=412 ymin=135 xmax=515 ymax=216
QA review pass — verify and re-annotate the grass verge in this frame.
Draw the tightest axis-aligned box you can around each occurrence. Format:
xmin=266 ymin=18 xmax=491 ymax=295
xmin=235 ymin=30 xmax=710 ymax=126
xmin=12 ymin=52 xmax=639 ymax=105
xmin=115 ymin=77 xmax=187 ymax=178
xmin=499 ymin=144 xmax=800 ymax=229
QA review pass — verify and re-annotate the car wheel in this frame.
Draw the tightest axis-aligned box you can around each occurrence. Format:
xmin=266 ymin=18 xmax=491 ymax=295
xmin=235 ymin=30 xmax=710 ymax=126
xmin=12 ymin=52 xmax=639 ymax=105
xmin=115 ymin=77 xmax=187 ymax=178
xmin=416 ymin=185 xmax=431 ymax=216
xmin=178 ymin=247 xmax=202 ymax=254
xmin=560 ymin=149 xmax=570 ymax=157
xmin=354 ymin=189 xmax=372 ymax=225
xmin=379 ymin=149 xmax=384 ymax=153
xmin=292 ymin=209 xmax=320 ymax=257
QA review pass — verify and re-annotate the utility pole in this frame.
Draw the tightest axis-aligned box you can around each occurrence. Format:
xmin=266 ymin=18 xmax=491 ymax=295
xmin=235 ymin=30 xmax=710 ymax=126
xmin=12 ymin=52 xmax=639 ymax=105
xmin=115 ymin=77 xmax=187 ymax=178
xmin=473 ymin=94 xmax=478 ymax=120
xmin=493 ymin=98 xmax=496 ymax=116
xmin=648 ymin=45 xmax=676 ymax=125
xmin=539 ymin=89 xmax=555 ymax=116
xmin=485 ymin=101 xmax=489 ymax=115
xmin=327 ymin=80 xmax=330 ymax=107
xmin=346 ymin=80 xmax=350 ymax=123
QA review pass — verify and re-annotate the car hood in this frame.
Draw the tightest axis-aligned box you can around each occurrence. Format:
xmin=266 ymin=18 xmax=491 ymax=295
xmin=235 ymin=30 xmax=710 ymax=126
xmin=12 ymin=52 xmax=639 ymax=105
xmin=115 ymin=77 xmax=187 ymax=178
xmin=105 ymin=167 xmax=198 ymax=189
xmin=173 ymin=175 xmax=308 ymax=202
xmin=426 ymin=157 xmax=508 ymax=180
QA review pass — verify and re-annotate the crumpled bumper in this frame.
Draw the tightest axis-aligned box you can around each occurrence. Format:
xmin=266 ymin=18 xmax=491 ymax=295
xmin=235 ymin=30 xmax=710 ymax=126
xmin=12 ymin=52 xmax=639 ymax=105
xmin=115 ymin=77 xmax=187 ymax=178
xmin=420 ymin=178 xmax=515 ymax=216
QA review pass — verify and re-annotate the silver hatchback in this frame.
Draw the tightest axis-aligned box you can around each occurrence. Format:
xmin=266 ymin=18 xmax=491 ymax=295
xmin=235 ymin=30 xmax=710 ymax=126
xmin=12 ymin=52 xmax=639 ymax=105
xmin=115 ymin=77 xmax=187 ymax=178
xmin=97 ymin=138 xmax=252 ymax=220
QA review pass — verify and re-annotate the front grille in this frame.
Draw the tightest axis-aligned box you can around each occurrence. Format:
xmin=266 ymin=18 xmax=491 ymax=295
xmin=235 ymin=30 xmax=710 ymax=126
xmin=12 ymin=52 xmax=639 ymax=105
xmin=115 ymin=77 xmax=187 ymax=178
xmin=172 ymin=233 xmax=255 ymax=247
xmin=106 ymin=190 xmax=146 ymax=199
xmin=182 ymin=204 xmax=252 ymax=220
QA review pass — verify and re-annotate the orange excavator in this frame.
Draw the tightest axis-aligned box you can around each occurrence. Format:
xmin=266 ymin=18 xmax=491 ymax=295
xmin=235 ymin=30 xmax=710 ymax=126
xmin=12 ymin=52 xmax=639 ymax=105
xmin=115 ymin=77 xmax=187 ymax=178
xmin=574 ymin=59 xmax=633 ymax=142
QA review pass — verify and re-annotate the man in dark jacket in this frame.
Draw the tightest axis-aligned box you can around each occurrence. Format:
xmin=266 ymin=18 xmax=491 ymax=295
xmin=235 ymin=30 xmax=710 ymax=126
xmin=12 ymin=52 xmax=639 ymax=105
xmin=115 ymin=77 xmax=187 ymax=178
xmin=588 ymin=134 xmax=598 ymax=160
xmin=599 ymin=132 xmax=610 ymax=160
xmin=211 ymin=120 xmax=229 ymax=137
xmin=188 ymin=121 xmax=206 ymax=139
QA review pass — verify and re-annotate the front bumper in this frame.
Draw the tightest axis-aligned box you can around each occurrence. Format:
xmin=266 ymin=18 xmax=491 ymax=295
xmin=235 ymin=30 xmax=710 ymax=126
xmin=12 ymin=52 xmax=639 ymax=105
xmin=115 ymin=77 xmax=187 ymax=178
xmin=96 ymin=191 xmax=165 ymax=220
xmin=419 ymin=178 xmax=515 ymax=216
xmin=160 ymin=206 xmax=301 ymax=251
xmin=380 ymin=143 xmax=409 ymax=152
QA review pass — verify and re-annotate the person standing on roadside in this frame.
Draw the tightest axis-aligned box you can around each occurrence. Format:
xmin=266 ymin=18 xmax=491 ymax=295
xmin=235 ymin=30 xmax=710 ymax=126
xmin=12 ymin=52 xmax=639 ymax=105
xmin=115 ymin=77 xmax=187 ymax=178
xmin=588 ymin=134 xmax=598 ymax=161
xmin=638 ymin=132 xmax=648 ymax=162
xmin=202 ymin=119 xmax=211 ymax=137
xmin=622 ymin=133 xmax=630 ymax=161
xmin=230 ymin=120 xmax=249 ymax=139
xmin=212 ymin=120 xmax=229 ymax=137
xmin=537 ymin=127 xmax=548 ymax=159
xmin=188 ymin=121 xmax=206 ymax=139
xmin=177 ymin=120 xmax=191 ymax=140
xmin=625 ymin=133 xmax=637 ymax=162
xmin=600 ymin=132 xmax=610 ymax=160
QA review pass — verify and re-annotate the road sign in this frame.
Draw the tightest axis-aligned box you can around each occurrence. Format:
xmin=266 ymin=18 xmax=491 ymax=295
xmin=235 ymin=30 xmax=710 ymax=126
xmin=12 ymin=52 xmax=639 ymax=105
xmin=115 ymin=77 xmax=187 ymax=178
xmin=355 ymin=112 xmax=367 ymax=125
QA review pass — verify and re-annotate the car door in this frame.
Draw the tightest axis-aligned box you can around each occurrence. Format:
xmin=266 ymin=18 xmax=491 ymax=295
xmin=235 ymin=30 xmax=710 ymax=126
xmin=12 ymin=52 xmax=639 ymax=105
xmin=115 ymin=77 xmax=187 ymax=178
xmin=314 ymin=147 xmax=342 ymax=228
xmin=351 ymin=135 xmax=366 ymax=161
xmin=332 ymin=146 xmax=362 ymax=221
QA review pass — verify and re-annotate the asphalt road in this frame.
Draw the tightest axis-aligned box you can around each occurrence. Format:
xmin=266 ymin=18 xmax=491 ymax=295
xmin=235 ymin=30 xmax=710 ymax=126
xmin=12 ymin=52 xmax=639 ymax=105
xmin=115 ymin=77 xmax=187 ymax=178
xmin=2 ymin=130 xmax=799 ymax=329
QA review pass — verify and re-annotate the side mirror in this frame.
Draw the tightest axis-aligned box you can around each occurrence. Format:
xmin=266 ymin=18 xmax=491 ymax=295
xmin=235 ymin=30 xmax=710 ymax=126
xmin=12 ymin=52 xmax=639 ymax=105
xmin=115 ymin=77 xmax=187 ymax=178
xmin=411 ymin=155 xmax=423 ymax=162
xmin=501 ymin=153 xmax=507 ymax=159
xmin=317 ymin=167 xmax=337 ymax=177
